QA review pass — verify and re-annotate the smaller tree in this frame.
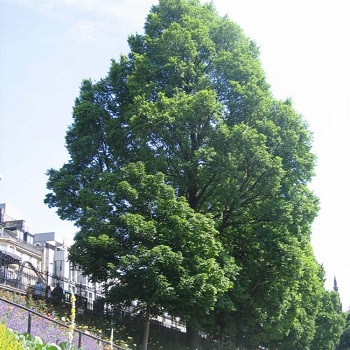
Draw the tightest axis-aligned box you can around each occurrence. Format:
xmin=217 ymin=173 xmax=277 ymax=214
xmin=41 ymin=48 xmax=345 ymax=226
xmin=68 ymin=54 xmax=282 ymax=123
xmin=68 ymin=162 xmax=236 ymax=350
xmin=336 ymin=311 xmax=350 ymax=350
xmin=311 ymin=290 xmax=346 ymax=350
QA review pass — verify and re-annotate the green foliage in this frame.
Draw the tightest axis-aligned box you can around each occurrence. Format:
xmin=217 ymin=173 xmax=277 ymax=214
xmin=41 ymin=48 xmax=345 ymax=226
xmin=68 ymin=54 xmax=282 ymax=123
xmin=310 ymin=291 xmax=346 ymax=350
xmin=336 ymin=311 xmax=350 ymax=350
xmin=45 ymin=0 xmax=338 ymax=349
xmin=0 ymin=323 xmax=22 ymax=350
xmin=68 ymin=162 xmax=235 ymax=323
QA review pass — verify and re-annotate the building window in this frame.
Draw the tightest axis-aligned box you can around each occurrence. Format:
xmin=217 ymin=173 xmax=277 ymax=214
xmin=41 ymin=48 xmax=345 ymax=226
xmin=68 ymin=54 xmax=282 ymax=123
xmin=54 ymin=261 xmax=63 ymax=277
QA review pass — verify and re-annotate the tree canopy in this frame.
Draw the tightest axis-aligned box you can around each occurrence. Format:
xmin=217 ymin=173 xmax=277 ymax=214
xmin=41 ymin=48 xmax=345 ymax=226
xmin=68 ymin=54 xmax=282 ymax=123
xmin=67 ymin=162 xmax=235 ymax=315
xmin=45 ymin=0 xmax=345 ymax=349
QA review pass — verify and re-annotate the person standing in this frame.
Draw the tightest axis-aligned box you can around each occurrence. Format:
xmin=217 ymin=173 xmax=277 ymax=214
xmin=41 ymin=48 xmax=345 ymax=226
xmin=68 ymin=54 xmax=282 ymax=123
xmin=33 ymin=280 xmax=43 ymax=297
xmin=45 ymin=285 xmax=51 ymax=298
xmin=51 ymin=283 xmax=64 ymax=301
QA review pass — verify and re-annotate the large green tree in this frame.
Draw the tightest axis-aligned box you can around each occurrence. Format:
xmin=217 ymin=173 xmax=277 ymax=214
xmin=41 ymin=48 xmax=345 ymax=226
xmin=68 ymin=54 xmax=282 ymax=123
xmin=46 ymin=0 xmax=333 ymax=348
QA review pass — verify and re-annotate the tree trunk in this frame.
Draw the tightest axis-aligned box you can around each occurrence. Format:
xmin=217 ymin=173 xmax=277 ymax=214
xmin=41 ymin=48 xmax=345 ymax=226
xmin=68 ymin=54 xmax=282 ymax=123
xmin=142 ymin=305 xmax=151 ymax=350
xmin=186 ymin=323 xmax=199 ymax=350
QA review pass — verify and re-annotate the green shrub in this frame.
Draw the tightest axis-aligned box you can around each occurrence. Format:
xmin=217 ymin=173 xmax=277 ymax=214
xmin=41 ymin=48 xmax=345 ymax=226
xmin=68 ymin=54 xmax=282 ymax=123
xmin=14 ymin=332 xmax=76 ymax=349
xmin=0 ymin=323 xmax=22 ymax=350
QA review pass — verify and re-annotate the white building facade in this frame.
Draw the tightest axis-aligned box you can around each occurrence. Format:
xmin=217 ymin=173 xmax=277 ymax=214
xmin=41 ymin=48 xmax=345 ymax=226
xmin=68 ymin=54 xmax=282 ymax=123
xmin=0 ymin=203 xmax=104 ymax=310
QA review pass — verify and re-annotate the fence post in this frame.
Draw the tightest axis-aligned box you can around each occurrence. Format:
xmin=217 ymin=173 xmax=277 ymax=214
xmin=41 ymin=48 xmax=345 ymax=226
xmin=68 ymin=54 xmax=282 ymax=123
xmin=27 ymin=311 xmax=32 ymax=334
xmin=78 ymin=331 xmax=82 ymax=348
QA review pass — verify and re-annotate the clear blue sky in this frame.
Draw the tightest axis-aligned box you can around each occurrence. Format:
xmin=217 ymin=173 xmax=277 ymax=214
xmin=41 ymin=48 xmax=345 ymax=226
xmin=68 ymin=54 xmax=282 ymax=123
xmin=1 ymin=0 xmax=349 ymax=310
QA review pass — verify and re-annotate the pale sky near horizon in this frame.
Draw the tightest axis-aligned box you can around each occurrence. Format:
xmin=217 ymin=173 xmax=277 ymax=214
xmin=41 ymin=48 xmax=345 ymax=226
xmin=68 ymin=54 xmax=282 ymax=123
xmin=0 ymin=0 xmax=349 ymax=310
